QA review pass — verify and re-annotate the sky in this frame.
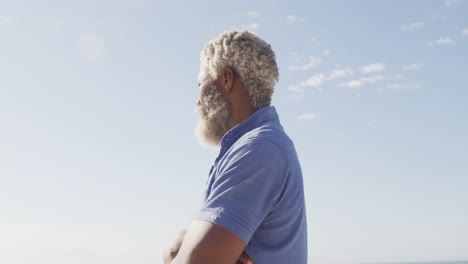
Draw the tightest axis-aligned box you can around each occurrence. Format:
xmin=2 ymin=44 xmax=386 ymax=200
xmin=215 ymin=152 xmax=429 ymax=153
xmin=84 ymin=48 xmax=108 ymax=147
xmin=0 ymin=0 xmax=467 ymax=263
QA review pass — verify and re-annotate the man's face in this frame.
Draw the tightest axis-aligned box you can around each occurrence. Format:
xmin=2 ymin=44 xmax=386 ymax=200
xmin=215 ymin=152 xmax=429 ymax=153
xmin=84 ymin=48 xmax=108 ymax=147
xmin=195 ymin=65 xmax=231 ymax=147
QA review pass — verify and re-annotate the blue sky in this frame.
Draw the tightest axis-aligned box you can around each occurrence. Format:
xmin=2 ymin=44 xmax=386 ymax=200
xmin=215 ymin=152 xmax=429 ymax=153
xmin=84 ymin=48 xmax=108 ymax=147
xmin=0 ymin=1 xmax=467 ymax=263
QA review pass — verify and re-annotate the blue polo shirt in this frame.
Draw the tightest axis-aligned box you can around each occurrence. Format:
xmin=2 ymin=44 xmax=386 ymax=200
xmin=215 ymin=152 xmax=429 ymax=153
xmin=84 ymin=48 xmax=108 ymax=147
xmin=197 ymin=106 xmax=308 ymax=264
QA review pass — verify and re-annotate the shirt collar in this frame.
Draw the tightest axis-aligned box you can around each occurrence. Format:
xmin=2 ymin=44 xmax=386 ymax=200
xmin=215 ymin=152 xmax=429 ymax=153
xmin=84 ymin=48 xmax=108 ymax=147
xmin=218 ymin=106 xmax=279 ymax=156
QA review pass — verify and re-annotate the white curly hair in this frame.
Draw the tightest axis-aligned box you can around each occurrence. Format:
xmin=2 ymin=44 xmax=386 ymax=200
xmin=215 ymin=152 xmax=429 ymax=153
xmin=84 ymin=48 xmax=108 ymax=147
xmin=200 ymin=30 xmax=279 ymax=109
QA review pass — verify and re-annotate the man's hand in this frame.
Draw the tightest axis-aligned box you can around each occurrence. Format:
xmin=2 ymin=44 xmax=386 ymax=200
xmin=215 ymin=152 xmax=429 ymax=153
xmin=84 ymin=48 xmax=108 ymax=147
xmin=163 ymin=225 xmax=254 ymax=264
xmin=236 ymin=252 xmax=254 ymax=264
xmin=163 ymin=230 xmax=187 ymax=264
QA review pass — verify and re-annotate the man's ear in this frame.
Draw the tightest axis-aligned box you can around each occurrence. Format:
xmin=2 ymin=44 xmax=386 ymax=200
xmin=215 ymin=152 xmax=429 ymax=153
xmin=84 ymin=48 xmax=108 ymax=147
xmin=221 ymin=67 xmax=235 ymax=93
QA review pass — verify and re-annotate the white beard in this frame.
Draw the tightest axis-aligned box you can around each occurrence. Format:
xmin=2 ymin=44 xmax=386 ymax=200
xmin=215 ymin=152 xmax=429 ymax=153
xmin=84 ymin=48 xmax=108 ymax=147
xmin=195 ymin=84 xmax=231 ymax=147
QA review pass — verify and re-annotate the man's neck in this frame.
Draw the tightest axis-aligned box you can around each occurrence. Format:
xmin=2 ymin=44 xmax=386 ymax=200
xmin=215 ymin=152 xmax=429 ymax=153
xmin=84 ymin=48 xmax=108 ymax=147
xmin=229 ymin=105 xmax=258 ymax=130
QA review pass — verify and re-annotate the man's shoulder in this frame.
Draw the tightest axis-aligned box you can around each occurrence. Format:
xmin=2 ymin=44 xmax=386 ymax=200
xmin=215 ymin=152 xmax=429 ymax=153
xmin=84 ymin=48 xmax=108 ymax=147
xmin=237 ymin=123 xmax=295 ymax=155
xmin=217 ymin=125 xmax=292 ymax=171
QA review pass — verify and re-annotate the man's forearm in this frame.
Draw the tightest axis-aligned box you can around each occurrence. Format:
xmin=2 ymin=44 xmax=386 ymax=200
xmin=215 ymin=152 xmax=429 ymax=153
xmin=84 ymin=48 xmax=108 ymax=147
xmin=164 ymin=230 xmax=187 ymax=264
xmin=167 ymin=220 xmax=247 ymax=264
xmin=163 ymin=224 xmax=254 ymax=264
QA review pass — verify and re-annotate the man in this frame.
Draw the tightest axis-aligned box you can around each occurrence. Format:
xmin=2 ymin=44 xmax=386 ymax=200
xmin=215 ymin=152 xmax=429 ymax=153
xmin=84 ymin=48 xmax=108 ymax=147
xmin=164 ymin=30 xmax=307 ymax=264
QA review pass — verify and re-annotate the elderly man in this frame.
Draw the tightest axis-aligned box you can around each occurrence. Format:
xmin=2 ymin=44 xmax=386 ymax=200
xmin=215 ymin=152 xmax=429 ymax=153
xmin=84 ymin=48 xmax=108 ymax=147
xmin=164 ymin=30 xmax=307 ymax=264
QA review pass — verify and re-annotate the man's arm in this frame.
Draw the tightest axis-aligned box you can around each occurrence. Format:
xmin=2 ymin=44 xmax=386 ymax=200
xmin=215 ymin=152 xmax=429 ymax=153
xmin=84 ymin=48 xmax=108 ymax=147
xmin=164 ymin=226 xmax=254 ymax=264
xmin=170 ymin=220 xmax=247 ymax=264
xmin=163 ymin=230 xmax=187 ymax=264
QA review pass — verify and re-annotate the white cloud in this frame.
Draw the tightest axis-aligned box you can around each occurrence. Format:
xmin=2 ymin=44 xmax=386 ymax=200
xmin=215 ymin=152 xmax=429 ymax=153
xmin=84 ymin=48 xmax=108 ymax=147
xmin=445 ymin=0 xmax=462 ymax=7
xmin=360 ymin=63 xmax=385 ymax=74
xmin=401 ymin=22 xmax=424 ymax=32
xmin=379 ymin=83 xmax=401 ymax=92
xmin=323 ymin=49 xmax=331 ymax=56
xmin=0 ymin=15 xmax=14 ymax=25
xmin=429 ymin=14 xmax=447 ymax=20
xmin=288 ymin=57 xmax=323 ymax=71
xmin=297 ymin=113 xmax=319 ymax=121
xmin=202 ymin=23 xmax=216 ymax=30
xmin=307 ymin=37 xmax=318 ymax=43
xmin=289 ymin=52 xmax=303 ymax=62
xmin=288 ymin=73 xmax=326 ymax=97
xmin=402 ymin=63 xmax=423 ymax=72
xmin=378 ymin=82 xmax=421 ymax=92
xmin=288 ymin=85 xmax=304 ymax=93
xmin=300 ymin=73 xmax=325 ymax=88
xmin=287 ymin=15 xmax=304 ymax=24
xmin=242 ymin=10 xmax=261 ymax=18
xmin=395 ymin=74 xmax=406 ymax=80
xmin=287 ymin=15 xmax=297 ymax=23
xmin=289 ymin=93 xmax=305 ymax=100
xmin=338 ymin=80 xmax=361 ymax=89
xmin=338 ymin=75 xmax=384 ymax=89
xmin=436 ymin=37 xmax=454 ymax=45
xmin=327 ymin=67 xmax=354 ymax=80
xmin=462 ymin=28 xmax=468 ymax=36
xmin=237 ymin=23 xmax=259 ymax=31
xmin=287 ymin=85 xmax=306 ymax=100
xmin=77 ymin=33 xmax=105 ymax=62
xmin=52 ymin=19 xmax=65 ymax=37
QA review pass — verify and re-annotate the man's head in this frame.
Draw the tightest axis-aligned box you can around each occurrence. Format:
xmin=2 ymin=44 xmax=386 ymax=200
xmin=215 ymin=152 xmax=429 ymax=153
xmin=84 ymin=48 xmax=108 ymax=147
xmin=195 ymin=30 xmax=279 ymax=147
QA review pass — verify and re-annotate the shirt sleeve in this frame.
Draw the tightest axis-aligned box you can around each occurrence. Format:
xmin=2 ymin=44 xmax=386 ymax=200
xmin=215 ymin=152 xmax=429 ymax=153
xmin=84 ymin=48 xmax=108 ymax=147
xmin=197 ymin=138 xmax=289 ymax=244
